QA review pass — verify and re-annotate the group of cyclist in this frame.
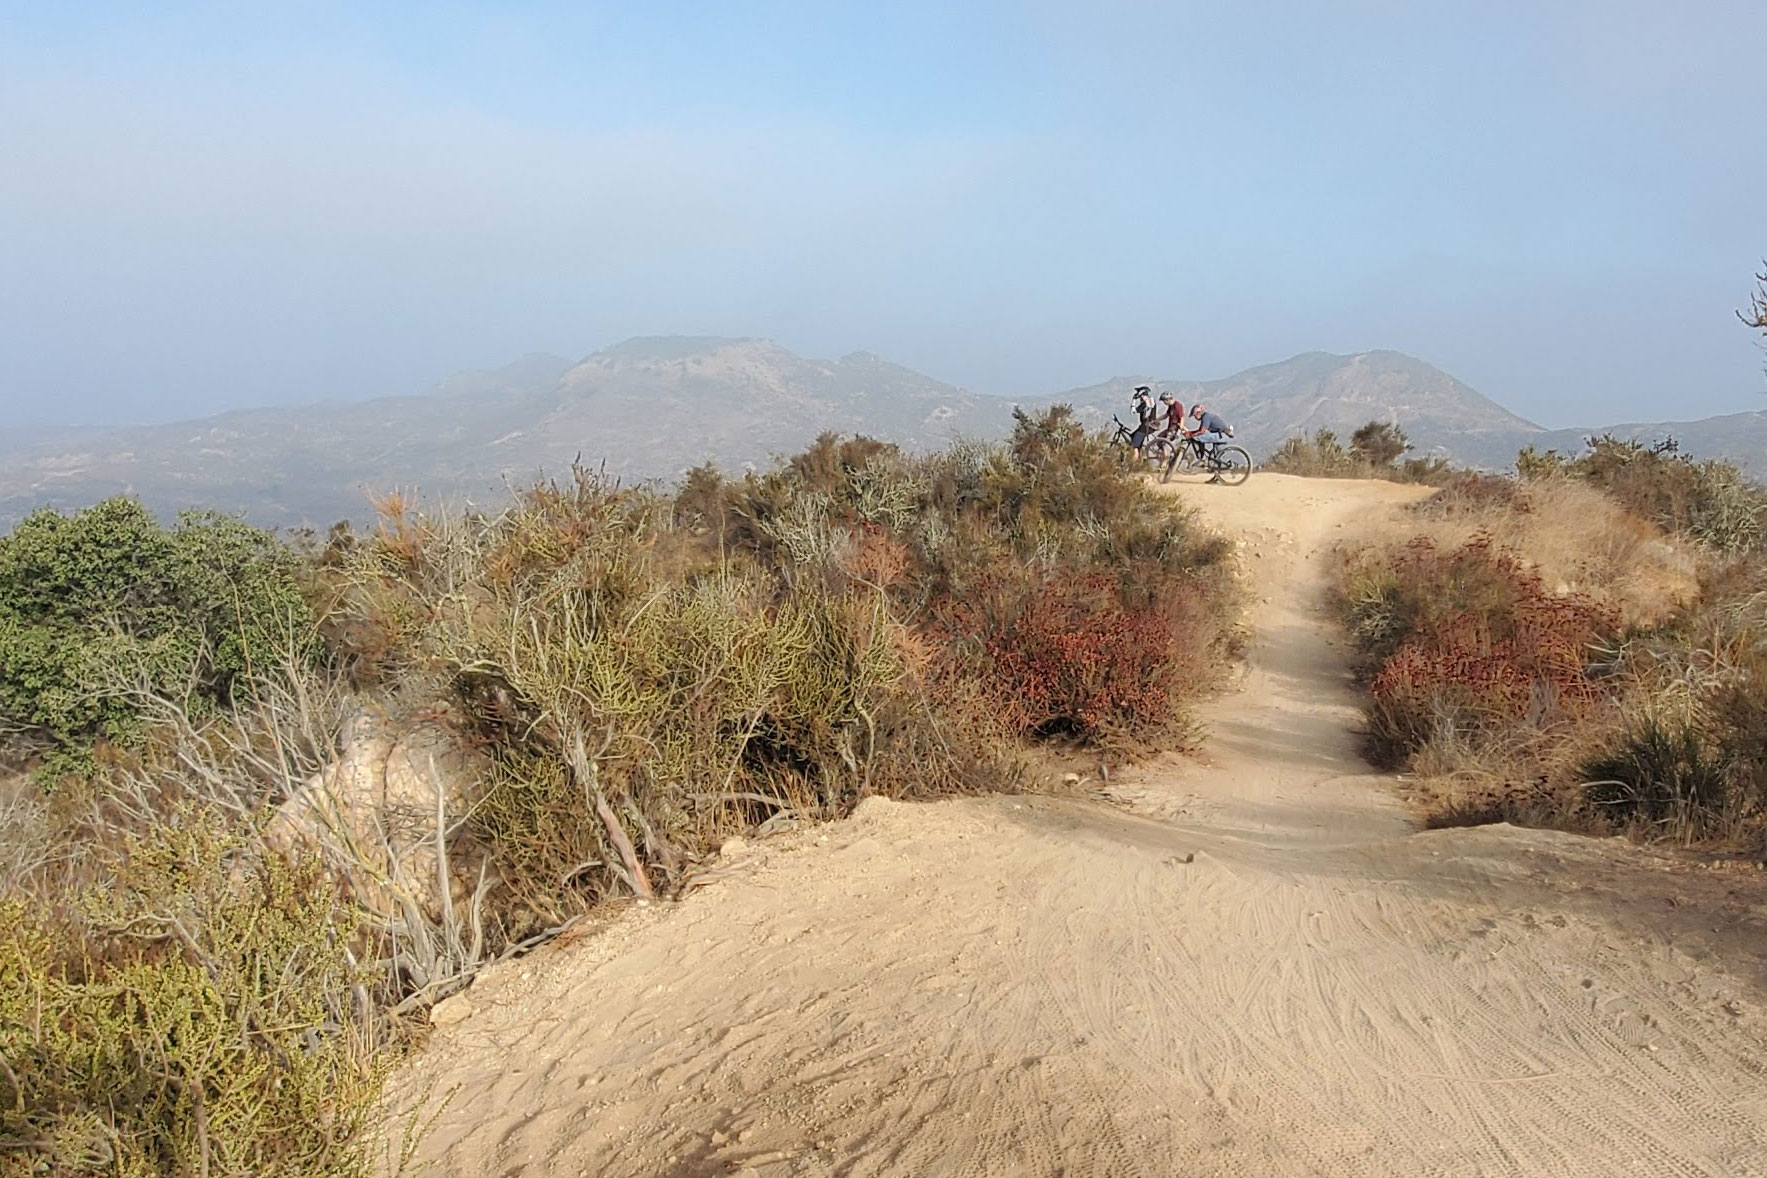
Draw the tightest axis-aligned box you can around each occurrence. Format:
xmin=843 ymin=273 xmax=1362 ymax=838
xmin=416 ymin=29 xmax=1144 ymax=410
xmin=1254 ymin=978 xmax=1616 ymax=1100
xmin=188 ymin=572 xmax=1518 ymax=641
xmin=1127 ymin=385 xmax=1236 ymax=482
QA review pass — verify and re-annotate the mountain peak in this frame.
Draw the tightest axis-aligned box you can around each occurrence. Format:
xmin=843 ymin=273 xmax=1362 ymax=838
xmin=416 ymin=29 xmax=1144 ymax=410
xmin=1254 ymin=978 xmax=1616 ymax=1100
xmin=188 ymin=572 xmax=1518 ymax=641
xmin=589 ymin=336 xmax=778 ymax=364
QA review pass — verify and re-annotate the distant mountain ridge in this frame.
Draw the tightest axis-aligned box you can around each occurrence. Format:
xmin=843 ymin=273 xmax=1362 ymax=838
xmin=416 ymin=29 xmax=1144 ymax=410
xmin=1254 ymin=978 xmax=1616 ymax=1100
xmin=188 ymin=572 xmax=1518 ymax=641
xmin=1034 ymin=350 xmax=1544 ymax=466
xmin=1 ymin=337 xmax=1761 ymax=527
xmin=0 ymin=338 xmax=1005 ymax=527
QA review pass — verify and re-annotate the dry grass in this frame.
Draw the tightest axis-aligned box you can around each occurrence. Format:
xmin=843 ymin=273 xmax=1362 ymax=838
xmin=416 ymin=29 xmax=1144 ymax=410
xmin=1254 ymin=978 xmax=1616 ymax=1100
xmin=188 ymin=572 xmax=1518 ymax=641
xmin=1354 ymin=474 xmax=1700 ymax=628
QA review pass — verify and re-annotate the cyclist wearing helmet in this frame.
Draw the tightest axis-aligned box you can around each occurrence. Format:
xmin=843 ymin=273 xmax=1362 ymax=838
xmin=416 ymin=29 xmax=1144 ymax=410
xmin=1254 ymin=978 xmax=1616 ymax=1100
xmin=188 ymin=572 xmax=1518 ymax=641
xmin=1185 ymin=403 xmax=1237 ymax=482
xmin=1128 ymin=386 xmax=1158 ymax=460
xmin=1157 ymin=392 xmax=1185 ymax=438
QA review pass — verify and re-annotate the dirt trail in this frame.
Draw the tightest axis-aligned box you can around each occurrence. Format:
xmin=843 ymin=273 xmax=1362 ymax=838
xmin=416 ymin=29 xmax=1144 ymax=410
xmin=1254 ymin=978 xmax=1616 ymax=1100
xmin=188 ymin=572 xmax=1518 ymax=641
xmin=390 ymin=473 xmax=1767 ymax=1178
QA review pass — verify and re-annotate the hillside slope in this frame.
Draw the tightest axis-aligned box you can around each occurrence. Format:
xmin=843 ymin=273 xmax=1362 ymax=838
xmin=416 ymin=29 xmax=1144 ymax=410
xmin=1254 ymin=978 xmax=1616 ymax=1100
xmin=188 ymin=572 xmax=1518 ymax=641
xmin=1526 ymin=407 xmax=1767 ymax=469
xmin=3 ymin=340 xmax=1761 ymax=527
xmin=1039 ymin=350 xmax=1544 ymax=463
xmin=386 ymin=474 xmax=1767 ymax=1178
xmin=0 ymin=340 xmax=996 ymax=528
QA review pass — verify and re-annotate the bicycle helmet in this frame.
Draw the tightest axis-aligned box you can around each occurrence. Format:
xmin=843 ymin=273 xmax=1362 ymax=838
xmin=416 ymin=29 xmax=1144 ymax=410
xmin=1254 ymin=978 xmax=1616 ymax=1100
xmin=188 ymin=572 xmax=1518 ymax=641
xmin=1159 ymin=392 xmax=1175 ymax=404
xmin=1190 ymin=402 xmax=1205 ymax=418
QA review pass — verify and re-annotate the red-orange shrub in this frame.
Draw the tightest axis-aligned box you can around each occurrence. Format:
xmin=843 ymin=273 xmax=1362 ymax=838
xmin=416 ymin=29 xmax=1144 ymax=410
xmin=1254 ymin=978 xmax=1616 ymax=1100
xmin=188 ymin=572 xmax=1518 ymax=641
xmin=935 ymin=563 xmax=1193 ymax=744
xmin=1359 ymin=538 xmax=1618 ymax=765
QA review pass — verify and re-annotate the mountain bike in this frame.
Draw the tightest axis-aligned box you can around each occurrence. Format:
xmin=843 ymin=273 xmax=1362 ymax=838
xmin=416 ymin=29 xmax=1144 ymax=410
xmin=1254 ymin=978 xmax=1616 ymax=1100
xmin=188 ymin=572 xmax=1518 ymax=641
xmin=1165 ymin=436 xmax=1251 ymax=486
xmin=1109 ymin=415 xmax=1177 ymax=474
xmin=1107 ymin=414 xmax=1137 ymax=449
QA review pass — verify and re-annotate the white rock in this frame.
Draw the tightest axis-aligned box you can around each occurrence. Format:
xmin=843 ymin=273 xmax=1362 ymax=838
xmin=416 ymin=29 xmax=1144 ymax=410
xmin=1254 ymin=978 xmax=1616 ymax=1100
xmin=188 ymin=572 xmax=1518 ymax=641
xmin=429 ymin=993 xmax=473 ymax=1026
xmin=268 ymin=710 xmax=492 ymax=922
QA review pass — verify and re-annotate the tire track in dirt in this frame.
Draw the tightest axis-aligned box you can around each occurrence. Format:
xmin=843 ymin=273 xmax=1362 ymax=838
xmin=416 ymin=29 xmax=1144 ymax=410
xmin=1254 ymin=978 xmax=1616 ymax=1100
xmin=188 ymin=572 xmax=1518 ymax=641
xmin=386 ymin=473 xmax=1767 ymax=1178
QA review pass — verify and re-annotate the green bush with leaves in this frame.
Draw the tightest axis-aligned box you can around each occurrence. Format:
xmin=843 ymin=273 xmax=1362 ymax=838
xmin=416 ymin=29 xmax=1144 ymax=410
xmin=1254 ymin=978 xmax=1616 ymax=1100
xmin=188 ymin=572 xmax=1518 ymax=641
xmin=0 ymin=498 xmax=314 ymax=766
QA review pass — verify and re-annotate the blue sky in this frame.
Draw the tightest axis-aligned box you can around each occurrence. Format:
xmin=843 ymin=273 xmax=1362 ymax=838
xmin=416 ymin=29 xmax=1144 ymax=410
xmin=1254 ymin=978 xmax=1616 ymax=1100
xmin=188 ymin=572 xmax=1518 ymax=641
xmin=2 ymin=0 xmax=1762 ymax=429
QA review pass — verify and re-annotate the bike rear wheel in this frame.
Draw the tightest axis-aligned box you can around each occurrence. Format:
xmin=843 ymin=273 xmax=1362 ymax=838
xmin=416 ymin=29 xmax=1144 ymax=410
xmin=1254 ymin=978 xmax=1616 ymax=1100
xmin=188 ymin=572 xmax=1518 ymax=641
xmin=1210 ymin=445 xmax=1252 ymax=486
xmin=1144 ymin=435 xmax=1176 ymax=471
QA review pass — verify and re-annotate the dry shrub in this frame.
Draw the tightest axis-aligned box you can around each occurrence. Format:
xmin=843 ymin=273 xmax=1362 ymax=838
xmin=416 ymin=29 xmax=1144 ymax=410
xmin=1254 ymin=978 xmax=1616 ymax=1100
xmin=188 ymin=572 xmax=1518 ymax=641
xmin=321 ymin=412 xmax=1239 ymax=951
xmin=0 ymin=414 xmax=1244 ymax=1173
xmin=0 ymin=637 xmax=427 ymax=1178
xmin=1411 ymin=470 xmax=1530 ymax=517
xmin=1265 ymin=422 xmax=1452 ymax=485
xmin=1344 ymin=537 xmax=1618 ymax=768
xmin=1520 ymin=435 xmax=1767 ymax=554
xmin=1336 ymin=464 xmax=1767 ymax=852
xmin=1580 ymin=576 xmax=1767 ymax=844
xmin=1365 ymin=474 xmax=1699 ymax=628
xmin=934 ymin=563 xmax=1202 ymax=749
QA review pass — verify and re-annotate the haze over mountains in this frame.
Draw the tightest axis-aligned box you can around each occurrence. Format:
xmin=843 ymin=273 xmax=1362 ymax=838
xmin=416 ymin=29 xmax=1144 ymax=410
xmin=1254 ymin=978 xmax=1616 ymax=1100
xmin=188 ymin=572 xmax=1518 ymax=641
xmin=2 ymin=337 xmax=1762 ymax=528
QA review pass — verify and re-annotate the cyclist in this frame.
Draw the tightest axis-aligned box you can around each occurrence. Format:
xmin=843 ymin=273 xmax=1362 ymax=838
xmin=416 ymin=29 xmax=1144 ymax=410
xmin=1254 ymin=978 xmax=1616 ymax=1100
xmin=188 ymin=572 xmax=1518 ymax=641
xmin=1157 ymin=392 xmax=1186 ymax=439
xmin=1185 ymin=403 xmax=1237 ymax=482
xmin=1128 ymin=386 xmax=1158 ymax=461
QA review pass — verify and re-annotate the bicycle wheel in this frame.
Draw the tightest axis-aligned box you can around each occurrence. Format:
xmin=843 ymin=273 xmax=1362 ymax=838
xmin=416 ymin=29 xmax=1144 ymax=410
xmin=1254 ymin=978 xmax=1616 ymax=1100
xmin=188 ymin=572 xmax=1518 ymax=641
xmin=1144 ymin=435 xmax=1175 ymax=474
xmin=1211 ymin=445 xmax=1252 ymax=486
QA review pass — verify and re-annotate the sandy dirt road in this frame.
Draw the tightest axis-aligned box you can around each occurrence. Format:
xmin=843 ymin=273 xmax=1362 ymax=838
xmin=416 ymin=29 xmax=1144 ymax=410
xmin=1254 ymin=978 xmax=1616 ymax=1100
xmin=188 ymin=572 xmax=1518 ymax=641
xmin=389 ymin=473 xmax=1767 ymax=1178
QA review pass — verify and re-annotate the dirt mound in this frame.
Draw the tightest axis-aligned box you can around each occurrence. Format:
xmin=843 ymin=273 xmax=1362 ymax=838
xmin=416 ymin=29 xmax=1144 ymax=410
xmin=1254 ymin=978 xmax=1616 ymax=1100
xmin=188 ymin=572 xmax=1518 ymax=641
xmin=385 ymin=473 xmax=1767 ymax=1178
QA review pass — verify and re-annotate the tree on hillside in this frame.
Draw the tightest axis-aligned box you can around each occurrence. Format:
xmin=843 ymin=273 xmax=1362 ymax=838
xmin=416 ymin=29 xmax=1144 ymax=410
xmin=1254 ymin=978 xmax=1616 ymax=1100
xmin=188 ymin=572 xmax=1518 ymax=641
xmin=1350 ymin=421 xmax=1411 ymax=467
xmin=1744 ymin=262 xmax=1767 ymax=377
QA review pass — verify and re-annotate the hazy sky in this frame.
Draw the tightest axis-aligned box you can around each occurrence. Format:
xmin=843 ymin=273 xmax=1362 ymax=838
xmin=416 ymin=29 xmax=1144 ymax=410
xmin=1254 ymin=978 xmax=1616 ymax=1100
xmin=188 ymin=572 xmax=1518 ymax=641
xmin=2 ymin=1 xmax=1763 ymax=430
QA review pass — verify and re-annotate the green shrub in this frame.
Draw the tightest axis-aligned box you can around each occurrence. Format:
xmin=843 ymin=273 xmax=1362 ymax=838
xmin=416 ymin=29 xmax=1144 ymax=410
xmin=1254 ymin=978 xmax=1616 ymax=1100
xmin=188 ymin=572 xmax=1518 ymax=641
xmin=1350 ymin=421 xmax=1410 ymax=467
xmin=0 ymin=813 xmax=380 ymax=1178
xmin=1266 ymin=422 xmax=1451 ymax=484
xmin=1581 ymin=719 xmax=1732 ymax=840
xmin=0 ymin=499 xmax=314 ymax=768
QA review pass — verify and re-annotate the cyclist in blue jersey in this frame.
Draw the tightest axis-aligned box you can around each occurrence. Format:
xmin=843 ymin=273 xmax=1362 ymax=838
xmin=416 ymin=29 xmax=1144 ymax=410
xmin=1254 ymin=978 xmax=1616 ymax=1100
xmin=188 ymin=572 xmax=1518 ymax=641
xmin=1184 ymin=403 xmax=1237 ymax=483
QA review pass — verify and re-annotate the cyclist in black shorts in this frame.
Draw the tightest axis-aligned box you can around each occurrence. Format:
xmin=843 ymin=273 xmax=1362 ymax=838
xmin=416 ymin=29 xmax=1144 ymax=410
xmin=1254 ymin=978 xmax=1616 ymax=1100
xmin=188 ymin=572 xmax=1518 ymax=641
xmin=1128 ymin=386 xmax=1158 ymax=462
